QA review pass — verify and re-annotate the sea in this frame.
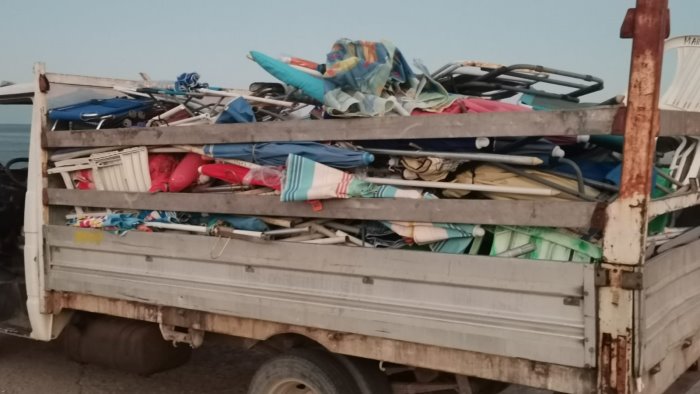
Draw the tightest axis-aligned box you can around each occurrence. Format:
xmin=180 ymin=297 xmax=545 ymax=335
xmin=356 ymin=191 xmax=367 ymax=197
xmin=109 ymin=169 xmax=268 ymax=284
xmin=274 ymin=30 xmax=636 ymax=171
xmin=0 ymin=124 xmax=30 ymax=164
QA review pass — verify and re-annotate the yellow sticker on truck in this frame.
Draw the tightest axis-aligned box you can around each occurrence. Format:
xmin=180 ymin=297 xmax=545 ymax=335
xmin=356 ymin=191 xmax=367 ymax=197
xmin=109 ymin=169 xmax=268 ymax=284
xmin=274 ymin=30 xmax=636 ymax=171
xmin=73 ymin=229 xmax=104 ymax=244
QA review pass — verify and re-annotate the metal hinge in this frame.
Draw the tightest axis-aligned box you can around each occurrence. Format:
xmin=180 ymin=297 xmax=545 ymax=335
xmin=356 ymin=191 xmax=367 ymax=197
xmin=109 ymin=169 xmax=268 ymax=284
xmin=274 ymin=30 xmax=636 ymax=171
xmin=595 ymin=268 xmax=643 ymax=290
xmin=157 ymin=310 xmax=205 ymax=348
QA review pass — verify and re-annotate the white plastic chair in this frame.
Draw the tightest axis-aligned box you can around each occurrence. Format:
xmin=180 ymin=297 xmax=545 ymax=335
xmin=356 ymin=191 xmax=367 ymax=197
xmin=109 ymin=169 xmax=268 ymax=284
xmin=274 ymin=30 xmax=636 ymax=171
xmin=661 ymin=35 xmax=700 ymax=112
xmin=48 ymin=147 xmax=152 ymax=213
xmin=660 ymin=36 xmax=700 ymax=186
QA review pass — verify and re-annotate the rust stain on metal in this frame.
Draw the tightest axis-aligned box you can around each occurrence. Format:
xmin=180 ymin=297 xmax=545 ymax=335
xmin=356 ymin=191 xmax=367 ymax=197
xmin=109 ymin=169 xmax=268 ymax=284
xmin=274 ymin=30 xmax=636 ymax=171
xmin=611 ymin=107 xmax=627 ymax=135
xmin=620 ymin=9 xmax=636 ymax=38
xmin=616 ymin=335 xmax=629 ymax=394
xmin=590 ymin=202 xmax=609 ymax=230
xmin=599 ymin=332 xmax=631 ymax=394
xmin=600 ymin=333 xmax=613 ymax=393
xmin=47 ymin=291 xmax=595 ymax=393
xmin=608 ymin=269 xmax=622 ymax=289
xmin=618 ymin=0 xmax=669 ymax=200
xmin=39 ymin=74 xmax=49 ymax=93
xmin=603 ymin=2 xmax=669 ymax=391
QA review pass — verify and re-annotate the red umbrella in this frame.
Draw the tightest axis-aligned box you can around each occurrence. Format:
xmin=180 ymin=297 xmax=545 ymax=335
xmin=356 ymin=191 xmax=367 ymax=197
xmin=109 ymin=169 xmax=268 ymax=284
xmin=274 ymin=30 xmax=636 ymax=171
xmin=198 ymin=163 xmax=282 ymax=190
xmin=169 ymin=153 xmax=211 ymax=192
xmin=148 ymin=154 xmax=179 ymax=193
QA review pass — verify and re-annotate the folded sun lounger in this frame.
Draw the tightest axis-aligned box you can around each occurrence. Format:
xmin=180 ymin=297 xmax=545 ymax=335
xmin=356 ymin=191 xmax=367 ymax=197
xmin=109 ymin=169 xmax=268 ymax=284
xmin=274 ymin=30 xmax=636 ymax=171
xmin=49 ymin=98 xmax=154 ymax=130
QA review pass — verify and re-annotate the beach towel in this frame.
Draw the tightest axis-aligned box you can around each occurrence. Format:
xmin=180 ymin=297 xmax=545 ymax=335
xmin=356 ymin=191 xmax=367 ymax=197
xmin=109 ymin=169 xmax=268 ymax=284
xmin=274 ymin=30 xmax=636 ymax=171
xmin=251 ymin=39 xmax=454 ymax=117
xmin=322 ymin=40 xmax=452 ymax=116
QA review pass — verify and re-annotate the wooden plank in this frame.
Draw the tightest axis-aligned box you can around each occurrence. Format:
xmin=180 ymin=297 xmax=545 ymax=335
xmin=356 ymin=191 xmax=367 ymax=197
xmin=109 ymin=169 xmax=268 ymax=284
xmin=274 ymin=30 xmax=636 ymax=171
xmin=659 ymin=110 xmax=700 ymax=136
xmin=649 ymin=192 xmax=700 ymax=217
xmin=46 ymin=188 xmax=601 ymax=227
xmin=46 ymin=73 xmax=142 ymax=88
xmin=43 ymin=107 xmax=621 ymax=148
xmin=47 ymin=292 xmax=595 ymax=393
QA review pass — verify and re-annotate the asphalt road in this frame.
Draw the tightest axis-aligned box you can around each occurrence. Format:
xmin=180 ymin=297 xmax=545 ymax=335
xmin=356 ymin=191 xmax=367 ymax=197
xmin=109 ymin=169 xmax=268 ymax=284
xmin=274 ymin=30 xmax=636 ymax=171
xmin=0 ymin=334 xmax=268 ymax=394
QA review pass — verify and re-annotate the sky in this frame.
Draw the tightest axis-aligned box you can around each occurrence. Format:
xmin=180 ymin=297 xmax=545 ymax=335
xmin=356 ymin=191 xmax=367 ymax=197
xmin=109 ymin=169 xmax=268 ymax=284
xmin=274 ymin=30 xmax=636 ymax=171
xmin=1 ymin=0 xmax=698 ymax=123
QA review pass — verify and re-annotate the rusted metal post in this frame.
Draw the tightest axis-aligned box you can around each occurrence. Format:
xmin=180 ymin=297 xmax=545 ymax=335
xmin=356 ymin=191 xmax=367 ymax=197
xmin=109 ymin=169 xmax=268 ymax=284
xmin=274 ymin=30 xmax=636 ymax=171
xmin=600 ymin=1 xmax=669 ymax=393
xmin=604 ymin=0 xmax=669 ymax=264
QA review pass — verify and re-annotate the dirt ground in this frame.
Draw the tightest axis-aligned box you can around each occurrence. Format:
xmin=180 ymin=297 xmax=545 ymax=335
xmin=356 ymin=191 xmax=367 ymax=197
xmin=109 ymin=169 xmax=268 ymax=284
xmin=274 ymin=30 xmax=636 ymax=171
xmin=1 ymin=333 xmax=699 ymax=394
xmin=0 ymin=334 xmax=269 ymax=394
xmin=0 ymin=334 xmax=540 ymax=394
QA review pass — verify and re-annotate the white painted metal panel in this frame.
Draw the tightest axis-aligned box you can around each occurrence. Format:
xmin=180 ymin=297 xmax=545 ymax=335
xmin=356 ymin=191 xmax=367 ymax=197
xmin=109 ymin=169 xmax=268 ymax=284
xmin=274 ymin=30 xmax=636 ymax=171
xmin=643 ymin=238 xmax=700 ymax=374
xmin=45 ymin=225 xmax=594 ymax=368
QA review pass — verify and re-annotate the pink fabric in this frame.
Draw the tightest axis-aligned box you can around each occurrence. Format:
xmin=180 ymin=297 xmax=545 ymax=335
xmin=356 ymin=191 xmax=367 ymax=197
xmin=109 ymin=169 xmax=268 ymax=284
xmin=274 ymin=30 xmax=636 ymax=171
xmin=412 ymin=97 xmax=530 ymax=115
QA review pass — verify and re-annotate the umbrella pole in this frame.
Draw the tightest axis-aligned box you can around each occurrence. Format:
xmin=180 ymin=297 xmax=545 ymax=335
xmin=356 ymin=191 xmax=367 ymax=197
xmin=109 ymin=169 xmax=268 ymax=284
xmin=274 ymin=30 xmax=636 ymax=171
xmin=214 ymin=226 xmax=266 ymax=239
xmin=496 ymin=243 xmax=536 ymax=257
xmin=362 ymin=176 xmax=560 ymax=196
xmin=143 ymin=222 xmax=208 ymax=233
xmin=364 ymin=148 xmax=543 ymax=166
xmin=302 ymin=236 xmax=348 ymax=245
xmin=175 ymin=145 xmax=262 ymax=169
xmin=325 ymin=221 xmax=362 ymax=235
xmin=198 ymin=88 xmax=296 ymax=108
xmin=263 ymin=227 xmax=311 ymax=237
xmin=538 ymin=169 xmax=619 ymax=192
xmin=280 ymin=233 xmax=326 ymax=242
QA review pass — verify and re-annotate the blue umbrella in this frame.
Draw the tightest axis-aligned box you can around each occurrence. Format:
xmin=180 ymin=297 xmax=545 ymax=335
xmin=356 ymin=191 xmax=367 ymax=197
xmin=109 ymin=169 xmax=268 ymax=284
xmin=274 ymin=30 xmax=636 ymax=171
xmin=215 ymin=97 xmax=256 ymax=124
xmin=203 ymin=142 xmax=374 ymax=169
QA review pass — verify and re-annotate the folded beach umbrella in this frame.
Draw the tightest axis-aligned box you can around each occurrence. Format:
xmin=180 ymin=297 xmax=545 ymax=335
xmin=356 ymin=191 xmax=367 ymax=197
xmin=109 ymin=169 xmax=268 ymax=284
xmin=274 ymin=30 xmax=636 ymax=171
xmin=199 ymin=163 xmax=282 ymax=190
xmin=249 ymin=51 xmax=325 ymax=102
xmin=383 ymin=221 xmax=480 ymax=254
xmin=169 ymin=153 xmax=209 ymax=192
xmin=446 ymin=165 xmax=601 ymax=200
xmin=148 ymin=154 xmax=179 ymax=193
xmin=203 ymin=142 xmax=374 ymax=169
xmin=281 ymin=154 xmax=420 ymax=201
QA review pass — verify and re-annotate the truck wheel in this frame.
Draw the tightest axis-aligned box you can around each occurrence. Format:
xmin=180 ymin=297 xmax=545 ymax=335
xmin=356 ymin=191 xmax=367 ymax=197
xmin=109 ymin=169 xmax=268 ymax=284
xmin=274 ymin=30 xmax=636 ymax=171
xmin=248 ymin=348 xmax=360 ymax=394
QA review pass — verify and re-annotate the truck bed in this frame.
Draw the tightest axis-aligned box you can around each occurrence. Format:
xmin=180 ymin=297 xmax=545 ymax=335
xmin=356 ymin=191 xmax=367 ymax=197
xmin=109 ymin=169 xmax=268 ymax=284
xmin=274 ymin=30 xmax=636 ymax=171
xmin=45 ymin=225 xmax=595 ymax=368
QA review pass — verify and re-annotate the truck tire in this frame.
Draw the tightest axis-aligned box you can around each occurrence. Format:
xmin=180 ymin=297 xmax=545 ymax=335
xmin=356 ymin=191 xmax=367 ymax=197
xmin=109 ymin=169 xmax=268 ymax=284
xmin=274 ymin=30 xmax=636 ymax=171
xmin=248 ymin=348 xmax=360 ymax=394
